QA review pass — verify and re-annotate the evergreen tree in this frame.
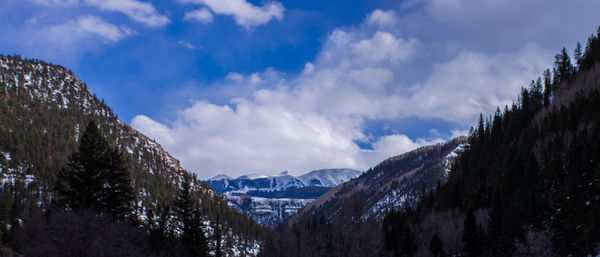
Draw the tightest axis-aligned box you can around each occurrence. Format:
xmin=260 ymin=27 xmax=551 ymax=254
xmin=461 ymin=209 xmax=482 ymax=257
xmin=553 ymin=47 xmax=574 ymax=86
xmin=101 ymin=148 xmax=135 ymax=220
xmin=543 ymin=69 xmax=552 ymax=106
xmin=574 ymin=42 xmax=583 ymax=67
xmin=55 ymin=120 xmax=134 ymax=219
xmin=429 ymin=234 xmax=444 ymax=257
xmin=382 ymin=209 xmax=415 ymax=257
xmin=55 ymin=120 xmax=110 ymax=211
xmin=175 ymin=173 xmax=208 ymax=257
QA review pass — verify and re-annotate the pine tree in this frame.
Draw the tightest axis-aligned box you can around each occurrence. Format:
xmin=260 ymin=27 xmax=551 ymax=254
xmin=574 ymin=42 xmax=583 ymax=67
xmin=55 ymin=120 xmax=134 ymax=219
xmin=543 ymin=69 xmax=552 ymax=106
xmin=101 ymin=148 xmax=135 ymax=220
xmin=553 ymin=47 xmax=574 ymax=86
xmin=55 ymin=120 xmax=109 ymax=211
xmin=429 ymin=234 xmax=444 ymax=257
xmin=175 ymin=173 xmax=208 ymax=257
xmin=461 ymin=209 xmax=482 ymax=257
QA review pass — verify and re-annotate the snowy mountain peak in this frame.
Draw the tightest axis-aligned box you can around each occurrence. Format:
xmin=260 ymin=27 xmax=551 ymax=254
xmin=237 ymin=173 xmax=268 ymax=180
xmin=299 ymin=168 xmax=363 ymax=187
xmin=207 ymin=168 xmax=362 ymax=196
xmin=208 ymin=174 xmax=232 ymax=181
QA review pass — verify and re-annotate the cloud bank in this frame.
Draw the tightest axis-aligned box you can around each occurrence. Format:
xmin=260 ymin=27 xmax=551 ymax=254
xmin=132 ymin=0 xmax=574 ymax=178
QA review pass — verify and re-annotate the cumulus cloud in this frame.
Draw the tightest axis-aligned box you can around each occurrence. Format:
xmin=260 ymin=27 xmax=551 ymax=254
xmin=131 ymin=10 xmax=452 ymax=178
xmin=367 ymin=9 xmax=399 ymax=27
xmin=132 ymin=104 xmax=437 ymax=178
xmin=181 ymin=0 xmax=284 ymax=28
xmin=45 ymin=16 xmax=134 ymax=43
xmin=407 ymin=45 xmax=548 ymax=123
xmin=133 ymin=0 xmax=599 ymax=178
xmin=351 ymin=31 xmax=418 ymax=65
xmin=184 ymin=8 xmax=214 ymax=24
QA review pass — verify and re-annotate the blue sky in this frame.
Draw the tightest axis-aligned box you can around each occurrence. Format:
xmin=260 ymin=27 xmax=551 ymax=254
xmin=1 ymin=0 xmax=599 ymax=178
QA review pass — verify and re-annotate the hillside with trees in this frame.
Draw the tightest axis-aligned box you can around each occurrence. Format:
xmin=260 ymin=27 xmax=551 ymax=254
xmin=259 ymin=26 xmax=600 ymax=257
xmin=0 ymin=55 xmax=266 ymax=256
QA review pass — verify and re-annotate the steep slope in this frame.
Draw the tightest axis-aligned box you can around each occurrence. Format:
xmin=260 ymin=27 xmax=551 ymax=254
xmin=288 ymin=137 xmax=466 ymax=225
xmin=206 ymin=169 xmax=361 ymax=227
xmin=0 ymin=55 xmax=265 ymax=256
xmin=298 ymin=169 xmax=362 ymax=187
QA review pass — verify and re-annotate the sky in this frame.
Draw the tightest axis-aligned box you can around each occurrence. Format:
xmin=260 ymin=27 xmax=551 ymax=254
xmin=1 ymin=0 xmax=599 ymax=179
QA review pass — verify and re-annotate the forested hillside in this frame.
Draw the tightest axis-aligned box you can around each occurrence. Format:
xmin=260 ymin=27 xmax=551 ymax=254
xmin=259 ymin=26 xmax=600 ymax=257
xmin=0 ymin=55 xmax=266 ymax=256
xmin=259 ymin=137 xmax=466 ymax=257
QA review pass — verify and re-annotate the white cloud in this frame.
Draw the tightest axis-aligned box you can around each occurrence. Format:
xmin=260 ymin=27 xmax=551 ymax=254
xmin=370 ymin=135 xmax=443 ymax=159
xmin=133 ymin=1 xmax=600 ymax=178
xmin=367 ymin=9 xmax=399 ymax=27
xmin=184 ymin=8 xmax=214 ymax=24
xmin=131 ymin=10 xmax=446 ymax=178
xmin=181 ymin=0 xmax=285 ymax=28
xmin=406 ymin=45 xmax=548 ymax=123
xmin=409 ymin=0 xmax=600 ymax=52
xmin=132 ymin=103 xmax=437 ymax=178
xmin=178 ymin=40 xmax=199 ymax=49
xmin=84 ymin=0 xmax=169 ymax=27
xmin=45 ymin=16 xmax=134 ymax=43
xmin=351 ymin=31 xmax=418 ymax=65
xmin=27 ymin=0 xmax=169 ymax=28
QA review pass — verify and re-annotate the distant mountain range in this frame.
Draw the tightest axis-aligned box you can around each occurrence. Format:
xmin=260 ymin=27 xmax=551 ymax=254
xmin=205 ymin=169 xmax=362 ymax=226
xmin=207 ymin=169 xmax=362 ymax=197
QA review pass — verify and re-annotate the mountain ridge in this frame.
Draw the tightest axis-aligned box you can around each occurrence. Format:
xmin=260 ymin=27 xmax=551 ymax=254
xmin=206 ymin=168 xmax=362 ymax=196
xmin=287 ymin=137 xmax=467 ymax=225
xmin=0 ymin=54 xmax=265 ymax=256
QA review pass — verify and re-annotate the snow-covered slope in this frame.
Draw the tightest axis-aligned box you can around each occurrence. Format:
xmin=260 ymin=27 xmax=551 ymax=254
xmin=364 ymin=142 xmax=467 ymax=220
xmin=299 ymin=169 xmax=362 ymax=187
xmin=288 ymin=137 xmax=467 ymax=225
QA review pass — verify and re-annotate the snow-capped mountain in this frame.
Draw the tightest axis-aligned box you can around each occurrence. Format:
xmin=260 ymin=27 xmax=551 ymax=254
xmin=299 ymin=169 xmax=363 ymax=187
xmin=206 ymin=169 xmax=362 ymax=196
xmin=205 ymin=169 xmax=362 ymax=227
